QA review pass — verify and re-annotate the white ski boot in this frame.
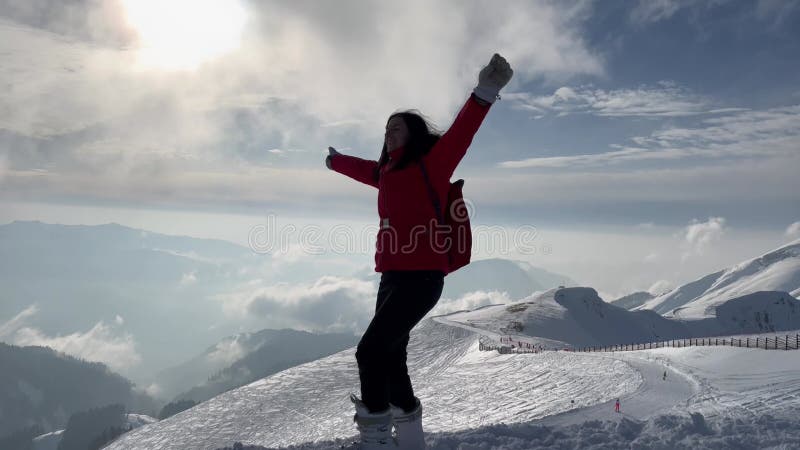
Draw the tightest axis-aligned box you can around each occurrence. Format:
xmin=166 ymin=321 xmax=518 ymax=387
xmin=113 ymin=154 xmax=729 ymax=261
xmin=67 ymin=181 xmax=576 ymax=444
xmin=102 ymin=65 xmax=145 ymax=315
xmin=349 ymin=393 xmax=397 ymax=449
xmin=389 ymin=397 xmax=425 ymax=450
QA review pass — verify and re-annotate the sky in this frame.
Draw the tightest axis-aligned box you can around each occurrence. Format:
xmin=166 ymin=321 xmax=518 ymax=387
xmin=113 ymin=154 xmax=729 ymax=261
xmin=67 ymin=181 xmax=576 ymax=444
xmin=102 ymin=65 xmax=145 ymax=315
xmin=1 ymin=0 xmax=799 ymax=300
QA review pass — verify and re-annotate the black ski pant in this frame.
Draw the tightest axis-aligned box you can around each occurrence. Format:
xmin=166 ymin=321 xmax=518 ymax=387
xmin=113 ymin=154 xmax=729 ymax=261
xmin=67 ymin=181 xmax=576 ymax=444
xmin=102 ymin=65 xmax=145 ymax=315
xmin=356 ymin=269 xmax=445 ymax=413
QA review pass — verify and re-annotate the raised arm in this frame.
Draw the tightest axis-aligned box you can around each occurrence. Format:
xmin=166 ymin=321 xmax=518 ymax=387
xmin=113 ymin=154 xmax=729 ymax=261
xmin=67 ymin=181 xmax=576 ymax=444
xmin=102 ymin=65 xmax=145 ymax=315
xmin=425 ymin=54 xmax=513 ymax=180
xmin=326 ymin=147 xmax=379 ymax=189
xmin=424 ymin=94 xmax=492 ymax=180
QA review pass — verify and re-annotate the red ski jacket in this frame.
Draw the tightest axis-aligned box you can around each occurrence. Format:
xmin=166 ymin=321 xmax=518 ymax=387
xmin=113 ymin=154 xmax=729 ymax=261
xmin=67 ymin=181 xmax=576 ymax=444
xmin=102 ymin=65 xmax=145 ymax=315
xmin=330 ymin=93 xmax=491 ymax=273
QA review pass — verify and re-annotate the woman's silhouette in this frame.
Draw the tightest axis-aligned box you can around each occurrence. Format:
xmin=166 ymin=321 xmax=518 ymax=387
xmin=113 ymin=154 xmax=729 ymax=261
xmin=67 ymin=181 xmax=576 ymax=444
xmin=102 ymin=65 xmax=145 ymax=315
xmin=326 ymin=53 xmax=513 ymax=449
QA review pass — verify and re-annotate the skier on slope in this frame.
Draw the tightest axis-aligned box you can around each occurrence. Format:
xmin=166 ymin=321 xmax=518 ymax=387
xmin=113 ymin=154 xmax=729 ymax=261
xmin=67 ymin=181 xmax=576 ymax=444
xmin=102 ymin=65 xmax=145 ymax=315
xmin=326 ymin=54 xmax=513 ymax=449
xmin=615 ymin=398 xmax=621 ymax=413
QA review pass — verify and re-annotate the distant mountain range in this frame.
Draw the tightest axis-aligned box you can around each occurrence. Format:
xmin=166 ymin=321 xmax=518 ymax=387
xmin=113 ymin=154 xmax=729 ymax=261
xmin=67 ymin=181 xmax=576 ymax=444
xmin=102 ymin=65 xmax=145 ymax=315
xmin=443 ymin=287 xmax=800 ymax=348
xmin=0 ymin=220 xmax=265 ymax=383
xmin=636 ymin=239 xmax=800 ymax=318
xmin=153 ymin=328 xmax=358 ymax=403
xmin=0 ymin=342 xmax=157 ymax=438
xmin=0 ymin=220 xmax=578 ymax=387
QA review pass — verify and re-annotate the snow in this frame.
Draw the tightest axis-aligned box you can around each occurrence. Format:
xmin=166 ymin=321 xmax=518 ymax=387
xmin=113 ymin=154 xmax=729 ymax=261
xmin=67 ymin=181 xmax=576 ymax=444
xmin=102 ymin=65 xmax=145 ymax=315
xmin=125 ymin=413 xmax=158 ymax=429
xmin=104 ymin=319 xmax=640 ymax=450
xmin=103 ymin=312 xmax=800 ymax=449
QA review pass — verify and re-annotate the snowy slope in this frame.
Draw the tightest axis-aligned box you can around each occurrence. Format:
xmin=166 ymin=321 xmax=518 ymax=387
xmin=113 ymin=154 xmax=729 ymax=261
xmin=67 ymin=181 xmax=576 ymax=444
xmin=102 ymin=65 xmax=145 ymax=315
xmin=115 ymin=327 xmax=800 ymax=449
xmin=100 ymin=304 xmax=800 ymax=449
xmin=104 ymin=318 xmax=639 ymax=449
xmin=639 ymin=239 xmax=800 ymax=318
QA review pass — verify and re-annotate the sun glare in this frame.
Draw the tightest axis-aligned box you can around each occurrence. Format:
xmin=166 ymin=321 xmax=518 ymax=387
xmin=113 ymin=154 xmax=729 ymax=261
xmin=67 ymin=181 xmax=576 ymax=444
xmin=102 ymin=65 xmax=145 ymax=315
xmin=121 ymin=0 xmax=247 ymax=71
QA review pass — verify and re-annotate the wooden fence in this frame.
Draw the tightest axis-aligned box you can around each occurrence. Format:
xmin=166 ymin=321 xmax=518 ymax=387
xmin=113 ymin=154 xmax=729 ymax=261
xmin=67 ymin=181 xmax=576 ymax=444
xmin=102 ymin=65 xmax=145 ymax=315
xmin=478 ymin=333 xmax=800 ymax=354
xmin=576 ymin=334 xmax=800 ymax=353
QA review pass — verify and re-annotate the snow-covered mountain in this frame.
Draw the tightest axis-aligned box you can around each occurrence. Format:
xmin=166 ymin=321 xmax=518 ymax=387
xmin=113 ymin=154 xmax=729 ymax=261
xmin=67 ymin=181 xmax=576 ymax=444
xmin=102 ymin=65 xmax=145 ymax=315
xmin=0 ymin=220 xmax=265 ymax=383
xmin=609 ymin=291 xmax=655 ymax=310
xmin=637 ymin=239 xmax=800 ymax=318
xmin=442 ymin=287 xmax=800 ymax=348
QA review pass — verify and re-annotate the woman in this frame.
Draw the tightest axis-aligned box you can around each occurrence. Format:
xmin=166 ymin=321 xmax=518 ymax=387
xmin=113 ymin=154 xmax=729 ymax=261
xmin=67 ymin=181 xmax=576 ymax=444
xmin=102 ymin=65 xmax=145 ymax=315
xmin=326 ymin=53 xmax=513 ymax=449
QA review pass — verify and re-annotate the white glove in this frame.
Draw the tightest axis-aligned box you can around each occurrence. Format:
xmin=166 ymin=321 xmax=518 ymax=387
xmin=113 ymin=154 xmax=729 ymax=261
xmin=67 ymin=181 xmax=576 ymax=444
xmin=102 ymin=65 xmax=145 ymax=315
xmin=473 ymin=53 xmax=513 ymax=103
xmin=325 ymin=146 xmax=340 ymax=169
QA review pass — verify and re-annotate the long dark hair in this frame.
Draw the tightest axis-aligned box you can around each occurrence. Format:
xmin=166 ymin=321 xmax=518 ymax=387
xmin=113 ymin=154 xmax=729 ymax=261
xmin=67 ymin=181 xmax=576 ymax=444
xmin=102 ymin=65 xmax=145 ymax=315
xmin=373 ymin=111 xmax=441 ymax=182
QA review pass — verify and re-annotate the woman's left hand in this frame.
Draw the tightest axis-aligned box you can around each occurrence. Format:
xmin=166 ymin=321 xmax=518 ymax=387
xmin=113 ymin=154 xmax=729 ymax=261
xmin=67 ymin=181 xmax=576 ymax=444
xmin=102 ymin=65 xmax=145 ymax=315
xmin=474 ymin=53 xmax=513 ymax=103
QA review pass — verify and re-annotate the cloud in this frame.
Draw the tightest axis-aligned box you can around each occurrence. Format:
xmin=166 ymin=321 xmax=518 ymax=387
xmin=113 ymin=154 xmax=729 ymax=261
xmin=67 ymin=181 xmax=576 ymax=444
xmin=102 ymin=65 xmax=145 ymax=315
xmin=506 ymin=82 xmax=720 ymax=118
xmin=430 ymin=290 xmax=512 ymax=316
xmin=143 ymin=383 xmax=163 ymax=399
xmin=681 ymin=217 xmax=727 ymax=260
xmin=12 ymin=321 xmax=142 ymax=372
xmin=628 ymin=0 xmax=729 ymax=24
xmin=786 ymin=221 xmax=800 ymax=239
xmin=629 ymin=0 xmax=695 ymax=23
xmin=206 ymin=336 xmax=247 ymax=366
xmin=643 ymin=252 xmax=659 ymax=263
xmin=180 ymin=271 xmax=197 ymax=285
xmin=648 ymin=280 xmax=673 ymax=296
xmin=481 ymin=156 xmax=799 ymax=209
xmin=218 ymin=276 xmax=377 ymax=333
xmin=756 ymin=0 xmax=800 ymax=27
xmin=1 ymin=306 xmax=141 ymax=372
xmin=0 ymin=0 xmax=602 ymax=211
xmin=0 ymin=0 xmax=602 ymax=175
xmin=0 ymin=151 xmax=7 ymax=182
xmin=498 ymin=105 xmax=800 ymax=169
xmin=0 ymin=304 xmax=39 ymax=340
